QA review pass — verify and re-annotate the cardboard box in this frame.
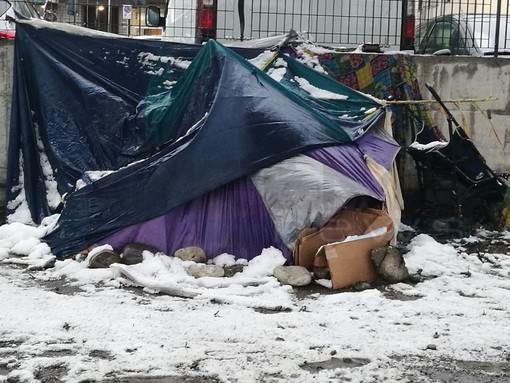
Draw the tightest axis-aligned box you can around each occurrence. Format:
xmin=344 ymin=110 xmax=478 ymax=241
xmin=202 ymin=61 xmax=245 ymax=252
xmin=294 ymin=208 xmax=394 ymax=289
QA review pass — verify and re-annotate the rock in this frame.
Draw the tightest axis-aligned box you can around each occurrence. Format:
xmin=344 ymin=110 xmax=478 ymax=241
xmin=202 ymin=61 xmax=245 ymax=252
xmin=312 ymin=266 xmax=330 ymax=280
xmin=426 ymin=344 xmax=437 ymax=350
xmin=371 ymin=246 xmax=409 ymax=283
xmin=353 ymin=282 xmax=372 ymax=291
xmin=408 ymin=273 xmax=422 ymax=284
xmin=121 ymin=243 xmax=161 ymax=265
xmin=223 ymin=264 xmax=245 ymax=277
xmin=187 ymin=264 xmax=225 ymax=278
xmin=89 ymin=249 xmax=121 ymax=269
xmin=174 ymin=246 xmax=206 ymax=263
xmin=273 ymin=266 xmax=312 ymax=287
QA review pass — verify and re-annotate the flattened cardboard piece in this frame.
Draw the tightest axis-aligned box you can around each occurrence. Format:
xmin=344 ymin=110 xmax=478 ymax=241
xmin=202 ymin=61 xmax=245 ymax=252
xmin=321 ymin=221 xmax=394 ymax=289
xmin=294 ymin=227 xmax=319 ymax=267
xmin=294 ymin=208 xmax=393 ymax=270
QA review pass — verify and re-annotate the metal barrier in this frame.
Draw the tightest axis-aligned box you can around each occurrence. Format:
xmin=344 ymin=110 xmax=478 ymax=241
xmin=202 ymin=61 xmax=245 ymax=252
xmin=2 ymin=0 xmax=509 ymax=55
xmin=229 ymin=0 xmax=405 ymax=48
xmin=415 ymin=0 xmax=510 ymax=56
xmin=162 ymin=0 xmax=406 ymax=48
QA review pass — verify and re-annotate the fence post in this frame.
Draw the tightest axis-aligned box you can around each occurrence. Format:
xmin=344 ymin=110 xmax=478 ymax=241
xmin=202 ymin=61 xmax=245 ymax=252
xmin=494 ymin=0 xmax=502 ymax=57
xmin=108 ymin=0 xmax=112 ymax=33
xmin=400 ymin=0 xmax=415 ymax=51
xmin=238 ymin=0 xmax=245 ymax=41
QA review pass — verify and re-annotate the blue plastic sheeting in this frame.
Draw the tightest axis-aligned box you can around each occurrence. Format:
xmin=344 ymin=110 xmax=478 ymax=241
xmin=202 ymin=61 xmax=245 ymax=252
xmin=7 ymin=20 xmax=263 ymax=222
xmin=43 ymin=39 xmax=385 ymax=258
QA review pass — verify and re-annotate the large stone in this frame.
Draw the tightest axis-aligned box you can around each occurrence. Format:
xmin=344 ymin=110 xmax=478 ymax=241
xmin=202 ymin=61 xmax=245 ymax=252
xmin=312 ymin=266 xmax=330 ymax=280
xmin=121 ymin=243 xmax=161 ymax=265
xmin=371 ymin=246 xmax=409 ymax=283
xmin=273 ymin=266 xmax=312 ymax=287
xmin=89 ymin=249 xmax=121 ymax=269
xmin=174 ymin=246 xmax=207 ymax=263
xmin=187 ymin=264 xmax=225 ymax=278
xmin=223 ymin=264 xmax=245 ymax=277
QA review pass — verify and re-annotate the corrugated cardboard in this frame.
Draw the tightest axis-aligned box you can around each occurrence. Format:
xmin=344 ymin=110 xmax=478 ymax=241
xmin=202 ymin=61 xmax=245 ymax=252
xmin=294 ymin=208 xmax=394 ymax=289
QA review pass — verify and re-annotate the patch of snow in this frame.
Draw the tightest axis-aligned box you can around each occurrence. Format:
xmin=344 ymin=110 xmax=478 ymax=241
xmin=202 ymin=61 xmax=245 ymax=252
xmin=237 ymin=247 xmax=286 ymax=278
xmin=249 ymin=50 xmax=276 ymax=69
xmin=139 ymin=52 xmax=191 ymax=70
xmin=294 ymin=76 xmax=348 ymax=100
xmin=1 ymin=216 xmax=510 ymax=382
xmin=163 ymin=80 xmax=177 ymax=89
xmin=363 ymin=107 xmax=378 ymax=115
xmin=6 ymin=152 xmax=34 ymax=225
xmin=399 ymin=223 xmax=415 ymax=232
xmin=314 ymin=279 xmax=332 ymax=288
xmin=210 ymin=253 xmax=238 ymax=267
xmin=409 ymin=140 xmax=449 ymax=151
xmin=267 ymin=67 xmax=287 ymax=82
xmin=33 ymin=122 xmax=61 ymax=209
xmin=76 ymin=170 xmax=116 ymax=190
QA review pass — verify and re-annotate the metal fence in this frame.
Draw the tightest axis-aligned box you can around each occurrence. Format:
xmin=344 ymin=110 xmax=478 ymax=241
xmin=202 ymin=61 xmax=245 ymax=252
xmin=415 ymin=0 xmax=510 ymax=56
xmin=2 ymin=0 xmax=510 ymax=55
xmin=163 ymin=0 xmax=406 ymax=48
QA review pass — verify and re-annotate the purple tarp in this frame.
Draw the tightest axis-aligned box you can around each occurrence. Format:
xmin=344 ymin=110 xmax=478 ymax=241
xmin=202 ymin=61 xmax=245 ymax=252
xmin=99 ymin=176 xmax=292 ymax=261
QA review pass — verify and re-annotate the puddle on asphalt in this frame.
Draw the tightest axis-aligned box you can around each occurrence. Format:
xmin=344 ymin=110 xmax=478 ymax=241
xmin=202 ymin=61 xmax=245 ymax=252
xmin=34 ymin=363 xmax=68 ymax=383
xmin=455 ymin=360 xmax=510 ymax=377
xmin=300 ymin=356 xmax=371 ymax=372
xmin=380 ymin=287 xmax=423 ymax=301
xmin=293 ymin=283 xmax=337 ymax=300
xmin=33 ymin=277 xmax=84 ymax=296
xmin=100 ymin=376 xmax=222 ymax=383
xmin=0 ymin=363 xmax=10 ymax=377
xmin=40 ymin=349 xmax=76 ymax=357
xmin=88 ymin=349 xmax=115 ymax=360
xmin=422 ymin=366 xmax=510 ymax=383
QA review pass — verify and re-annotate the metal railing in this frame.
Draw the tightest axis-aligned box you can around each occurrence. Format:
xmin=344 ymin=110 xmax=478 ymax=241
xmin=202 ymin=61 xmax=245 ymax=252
xmin=415 ymin=0 xmax=510 ymax=55
xmin=162 ymin=0 xmax=405 ymax=48
xmin=2 ymin=0 xmax=509 ymax=55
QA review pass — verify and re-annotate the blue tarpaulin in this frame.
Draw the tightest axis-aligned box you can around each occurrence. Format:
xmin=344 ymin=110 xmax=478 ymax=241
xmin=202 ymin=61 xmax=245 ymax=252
xmin=7 ymin=20 xmax=262 ymax=222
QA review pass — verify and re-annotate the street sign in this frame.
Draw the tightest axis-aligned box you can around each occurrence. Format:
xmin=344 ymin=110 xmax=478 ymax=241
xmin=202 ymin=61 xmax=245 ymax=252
xmin=122 ymin=5 xmax=132 ymax=20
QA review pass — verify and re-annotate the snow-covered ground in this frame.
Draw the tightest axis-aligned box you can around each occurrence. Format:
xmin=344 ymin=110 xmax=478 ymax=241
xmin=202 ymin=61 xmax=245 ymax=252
xmin=1 ymin=221 xmax=510 ymax=383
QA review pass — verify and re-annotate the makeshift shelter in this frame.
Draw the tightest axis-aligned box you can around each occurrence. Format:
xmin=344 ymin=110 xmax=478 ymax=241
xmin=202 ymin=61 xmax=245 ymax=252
xmin=8 ymin=20 xmax=402 ymax=262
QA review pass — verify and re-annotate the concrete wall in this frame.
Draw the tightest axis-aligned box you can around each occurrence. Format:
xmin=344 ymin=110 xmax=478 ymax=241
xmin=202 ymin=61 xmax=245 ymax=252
xmin=413 ymin=55 xmax=510 ymax=174
xmin=0 ymin=40 xmax=13 ymax=209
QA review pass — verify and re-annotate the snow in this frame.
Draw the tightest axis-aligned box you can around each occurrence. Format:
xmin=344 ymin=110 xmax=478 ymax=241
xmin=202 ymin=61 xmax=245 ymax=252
xmin=316 ymin=227 xmax=388 ymax=254
xmin=34 ymin=123 xmax=61 ymax=210
xmin=138 ymin=52 xmax=192 ymax=70
xmin=267 ymin=67 xmax=287 ymax=82
xmin=409 ymin=140 xmax=449 ymax=151
xmin=294 ymin=76 xmax=349 ymax=100
xmin=208 ymin=253 xmax=246 ymax=267
xmin=26 ymin=19 xmax=125 ymax=38
xmin=6 ymin=153 xmax=33 ymax=225
xmin=75 ymin=170 xmax=115 ymax=190
xmin=1 ymin=220 xmax=510 ymax=382
xmin=249 ymin=50 xmax=277 ymax=69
